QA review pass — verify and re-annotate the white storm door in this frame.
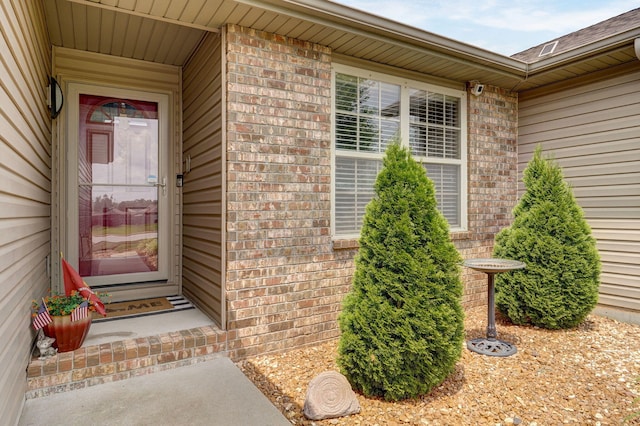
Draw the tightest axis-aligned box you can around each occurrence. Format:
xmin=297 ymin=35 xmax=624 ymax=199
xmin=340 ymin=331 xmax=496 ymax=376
xmin=66 ymin=83 xmax=170 ymax=287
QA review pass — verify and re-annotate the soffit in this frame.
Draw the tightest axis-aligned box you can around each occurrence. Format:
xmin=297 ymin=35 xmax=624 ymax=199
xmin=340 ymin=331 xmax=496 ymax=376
xmin=44 ymin=0 xmax=640 ymax=92
xmin=44 ymin=0 xmax=208 ymax=66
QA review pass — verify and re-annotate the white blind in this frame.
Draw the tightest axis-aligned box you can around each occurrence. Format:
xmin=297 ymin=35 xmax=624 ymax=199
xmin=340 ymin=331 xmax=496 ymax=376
xmin=408 ymin=89 xmax=460 ymax=159
xmin=335 ymin=74 xmax=400 ymax=153
xmin=335 ymin=157 xmax=381 ymax=234
xmin=334 ymin=70 xmax=464 ymax=235
xmin=424 ymin=163 xmax=460 ymax=226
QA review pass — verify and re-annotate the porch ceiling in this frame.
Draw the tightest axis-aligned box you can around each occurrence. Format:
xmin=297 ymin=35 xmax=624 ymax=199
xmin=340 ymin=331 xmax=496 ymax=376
xmin=44 ymin=0 xmax=640 ymax=92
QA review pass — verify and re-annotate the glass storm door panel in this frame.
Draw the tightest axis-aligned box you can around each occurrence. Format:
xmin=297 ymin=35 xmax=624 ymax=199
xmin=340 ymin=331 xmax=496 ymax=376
xmin=73 ymin=91 xmax=168 ymax=286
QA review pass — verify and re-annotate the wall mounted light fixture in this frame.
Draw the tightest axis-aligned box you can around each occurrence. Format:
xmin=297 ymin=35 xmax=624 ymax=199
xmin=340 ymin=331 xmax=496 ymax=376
xmin=47 ymin=77 xmax=63 ymax=119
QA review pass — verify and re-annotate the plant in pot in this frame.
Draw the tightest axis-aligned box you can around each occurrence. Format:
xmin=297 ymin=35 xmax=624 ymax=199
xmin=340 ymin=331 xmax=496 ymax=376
xmin=32 ymin=257 xmax=109 ymax=353
xmin=32 ymin=290 xmax=108 ymax=353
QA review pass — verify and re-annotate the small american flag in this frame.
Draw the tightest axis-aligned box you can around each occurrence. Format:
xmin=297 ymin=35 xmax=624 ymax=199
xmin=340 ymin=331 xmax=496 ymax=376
xmin=33 ymin=299 xmax=52 ymax=330
xmin=71 ymin=300 xmax=89 ymax=322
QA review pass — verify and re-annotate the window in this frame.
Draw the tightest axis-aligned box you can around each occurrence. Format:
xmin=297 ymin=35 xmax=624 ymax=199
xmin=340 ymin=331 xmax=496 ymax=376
xmin=332 ymin=65 xmax=467 ymax=238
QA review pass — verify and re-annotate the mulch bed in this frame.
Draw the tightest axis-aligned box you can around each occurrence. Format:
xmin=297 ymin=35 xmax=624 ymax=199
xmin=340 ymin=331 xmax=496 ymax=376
xmin=238 ymin=306 xmax=640 ymax=425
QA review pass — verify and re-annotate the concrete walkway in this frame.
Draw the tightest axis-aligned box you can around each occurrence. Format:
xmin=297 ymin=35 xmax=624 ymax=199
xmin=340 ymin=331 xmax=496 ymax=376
xmin=19 ymin=357 xmax=290 ymax=426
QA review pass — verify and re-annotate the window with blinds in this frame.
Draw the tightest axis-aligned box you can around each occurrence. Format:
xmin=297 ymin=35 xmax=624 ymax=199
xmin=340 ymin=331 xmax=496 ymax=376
xmin=333 ymin=66 xmax=466 ymax=237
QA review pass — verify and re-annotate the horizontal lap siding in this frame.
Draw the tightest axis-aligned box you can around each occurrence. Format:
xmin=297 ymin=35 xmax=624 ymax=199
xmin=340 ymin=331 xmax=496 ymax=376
xmin=519 ymin=67 xmax=640 ymax=313
xmin=0 ymin=1 xmax=51 ymax=423
xmin=182 ymin=33 xmax=225 ymax=326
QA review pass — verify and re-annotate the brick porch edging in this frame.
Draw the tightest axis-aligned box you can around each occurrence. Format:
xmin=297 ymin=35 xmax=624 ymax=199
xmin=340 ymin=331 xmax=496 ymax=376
xmin=26 ymin=325 xmax=233 ymax=399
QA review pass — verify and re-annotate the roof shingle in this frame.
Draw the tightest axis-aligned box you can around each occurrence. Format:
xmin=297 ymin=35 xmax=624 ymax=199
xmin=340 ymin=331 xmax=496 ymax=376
xmin=512 ymin=7 xmax=640 ymax=62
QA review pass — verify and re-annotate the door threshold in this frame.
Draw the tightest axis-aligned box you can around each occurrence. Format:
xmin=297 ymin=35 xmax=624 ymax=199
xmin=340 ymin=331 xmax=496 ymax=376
xmin=94 ymin=282 xmax=180 ymax=303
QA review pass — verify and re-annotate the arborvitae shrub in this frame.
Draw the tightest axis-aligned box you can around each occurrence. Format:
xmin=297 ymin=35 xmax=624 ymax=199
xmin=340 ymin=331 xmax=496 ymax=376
xmin=493 ymin=147 xmax=600 ymax=329
xmin=337 ymin=143 xmax=464 ymax=401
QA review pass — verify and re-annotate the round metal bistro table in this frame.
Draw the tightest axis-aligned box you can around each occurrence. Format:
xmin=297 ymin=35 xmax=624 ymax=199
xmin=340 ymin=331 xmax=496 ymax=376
xmin=463 ymin=258 xmax=526 ymax=357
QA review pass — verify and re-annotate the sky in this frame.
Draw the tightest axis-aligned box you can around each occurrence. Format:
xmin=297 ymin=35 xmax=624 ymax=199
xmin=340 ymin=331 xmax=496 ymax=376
xmin=334 ymin=0 xmax=640 ymax=56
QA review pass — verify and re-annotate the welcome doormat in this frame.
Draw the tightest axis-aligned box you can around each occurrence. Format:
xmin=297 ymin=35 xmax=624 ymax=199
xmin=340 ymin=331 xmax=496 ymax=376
xmin=93 ymin=296 xmax=195 ymax=322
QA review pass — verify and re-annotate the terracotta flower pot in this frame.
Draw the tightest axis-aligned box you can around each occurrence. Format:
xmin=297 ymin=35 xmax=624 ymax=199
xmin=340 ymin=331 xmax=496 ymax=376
xmin=43 ymin=315 xmax=92 ymax=352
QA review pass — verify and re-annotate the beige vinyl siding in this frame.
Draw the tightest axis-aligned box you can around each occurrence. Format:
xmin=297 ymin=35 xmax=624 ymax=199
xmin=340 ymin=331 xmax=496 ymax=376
xmin=181 ymin=32 xmax=225 ymax=327
xmin=52 ymin=47 xmax=182 ymax=298
xmin=519 ymin=66 xmax=640 ymax=313
xmin=0 ymin=1 xmax=51 ymax=422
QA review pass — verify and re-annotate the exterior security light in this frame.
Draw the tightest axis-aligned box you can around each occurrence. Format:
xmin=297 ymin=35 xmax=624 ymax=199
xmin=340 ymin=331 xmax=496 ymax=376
xmin=469 ymin=81 xmax=484 ymax=96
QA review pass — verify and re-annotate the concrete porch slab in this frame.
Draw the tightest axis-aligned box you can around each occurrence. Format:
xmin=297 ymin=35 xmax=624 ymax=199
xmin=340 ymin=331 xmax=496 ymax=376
xmin=84 ymin=305 xmax=215 ymax=347
xmin=19 ymin=357 xmax=290 ymax=426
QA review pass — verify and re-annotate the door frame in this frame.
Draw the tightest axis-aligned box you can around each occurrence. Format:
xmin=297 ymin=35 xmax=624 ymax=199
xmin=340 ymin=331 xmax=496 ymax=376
xmin=55 ymin=81 xmax=180 ymax=301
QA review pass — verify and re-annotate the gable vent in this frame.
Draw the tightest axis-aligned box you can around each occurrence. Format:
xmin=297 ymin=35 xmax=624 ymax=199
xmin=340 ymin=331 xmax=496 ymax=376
xmin=539 ymin=40 xmax=559 ymax=57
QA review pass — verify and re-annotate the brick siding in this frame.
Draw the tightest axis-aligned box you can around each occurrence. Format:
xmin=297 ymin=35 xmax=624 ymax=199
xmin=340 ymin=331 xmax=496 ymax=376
xmin=462 ymin=85 xmax=519 ymax=305
xmin=225 ymin=25 xmax=341 ymax=359
xmin=223 ymin=24 xmax=519 ymax=359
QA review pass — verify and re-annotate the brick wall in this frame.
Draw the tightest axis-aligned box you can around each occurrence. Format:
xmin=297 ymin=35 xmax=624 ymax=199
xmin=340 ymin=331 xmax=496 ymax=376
xmin=225 ymin=25 xmax=347 ymax=358
xmin=224 ymin=24 xmax=519 ymax=358
xmin=460 ymin=86 xmax=519 ymax=306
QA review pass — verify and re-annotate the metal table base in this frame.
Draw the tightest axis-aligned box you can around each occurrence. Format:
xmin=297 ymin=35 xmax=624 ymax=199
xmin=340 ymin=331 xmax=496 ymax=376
xmin=467 ymin=337 xmax=517 ymax=357
xmin=463 ymin=259 xmax=525 ymax=357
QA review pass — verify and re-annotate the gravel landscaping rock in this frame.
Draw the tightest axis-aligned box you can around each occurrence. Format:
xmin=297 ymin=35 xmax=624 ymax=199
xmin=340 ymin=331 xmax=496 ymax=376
xmin=237 ymin=306 xmax=640 ymax=425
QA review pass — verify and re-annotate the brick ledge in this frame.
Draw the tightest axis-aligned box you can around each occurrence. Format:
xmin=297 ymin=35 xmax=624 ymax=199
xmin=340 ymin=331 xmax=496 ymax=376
xmin=26 ymin=325 xmax=232 ymax=399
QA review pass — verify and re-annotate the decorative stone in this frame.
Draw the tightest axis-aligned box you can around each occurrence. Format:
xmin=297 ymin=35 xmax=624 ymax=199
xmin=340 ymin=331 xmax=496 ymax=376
xmin=303 ymin=371 xmax=360 ymax=420
xmin=36 ymin=335 xmax=57 ymax=359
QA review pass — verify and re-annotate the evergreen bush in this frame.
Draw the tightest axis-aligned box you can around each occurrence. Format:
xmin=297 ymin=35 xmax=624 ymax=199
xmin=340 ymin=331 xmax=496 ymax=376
xmin=337 ymin=143 xmax=464 ymax=401
xmin=493 ymin=147 xmax=600 ymax=329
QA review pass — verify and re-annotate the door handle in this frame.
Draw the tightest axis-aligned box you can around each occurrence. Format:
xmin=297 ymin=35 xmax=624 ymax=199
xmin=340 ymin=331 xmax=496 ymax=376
xmin=156 ymin=177 xmax=166 ymax=196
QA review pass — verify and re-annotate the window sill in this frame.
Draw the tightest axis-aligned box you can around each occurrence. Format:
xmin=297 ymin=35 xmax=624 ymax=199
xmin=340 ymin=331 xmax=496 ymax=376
xmin=451 ymin=231 xmax=471 ymax=241
xmin=333 ymin=230 xmax=470 ymax=250
xmin=332 ymin=239 xmax=359 ymax=250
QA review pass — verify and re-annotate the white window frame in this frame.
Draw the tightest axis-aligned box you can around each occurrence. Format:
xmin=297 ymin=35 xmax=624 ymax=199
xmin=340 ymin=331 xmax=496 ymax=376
xmin=331 ymin=64 xmax=468 ymax=239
